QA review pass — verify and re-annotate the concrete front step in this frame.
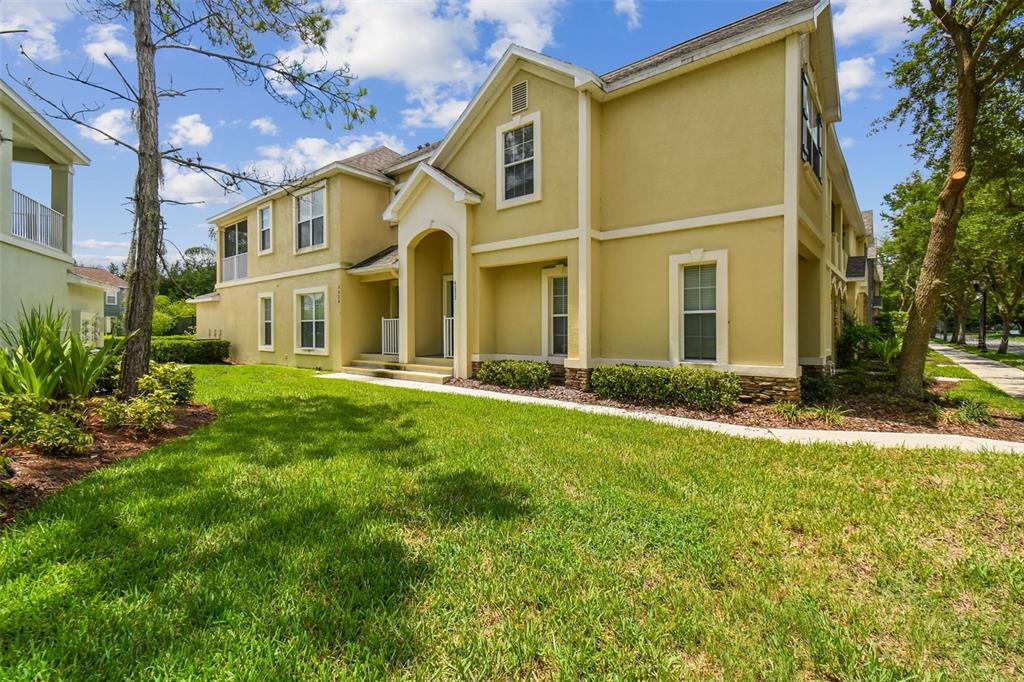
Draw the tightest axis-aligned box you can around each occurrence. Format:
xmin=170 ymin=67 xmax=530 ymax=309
xmin=350 ymin=358 xmax=451 ymax=373
xmin=341 ymin=364 xmax=451 ymax=384
xmin=356 ymin=354 xmax=453 ymax=368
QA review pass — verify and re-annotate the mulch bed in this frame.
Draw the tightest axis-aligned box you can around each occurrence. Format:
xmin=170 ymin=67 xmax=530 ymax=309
xmin=449 ymin=379 xmax=1024 ymax=443
xmin=1 ymin=403 xmax=217 ymax=525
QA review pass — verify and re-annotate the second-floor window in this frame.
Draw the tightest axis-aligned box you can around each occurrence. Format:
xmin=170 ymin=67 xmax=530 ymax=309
xmin=801 ymin=71 xmax=822 ymax=180
xmin=503 ymin=122 xmax=535 ymax=201
xmin=296 ymin=187 xmax=325 ymax=251
xmin=222 ymin=221 xmax=248 ymax=282
xmin=258 ymin=205 xmax=272 ymax=253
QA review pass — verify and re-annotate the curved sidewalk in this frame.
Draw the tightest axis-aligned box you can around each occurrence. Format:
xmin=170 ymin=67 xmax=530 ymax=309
xmin=318 ymin=371 xmax=1024 ymax=454
xmin=930 ymin=342 xmax=1024 ymax=402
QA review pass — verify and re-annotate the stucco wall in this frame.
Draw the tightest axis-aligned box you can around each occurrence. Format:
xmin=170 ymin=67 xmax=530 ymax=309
xmin=0 ymin=240 xmax=73 ymax=328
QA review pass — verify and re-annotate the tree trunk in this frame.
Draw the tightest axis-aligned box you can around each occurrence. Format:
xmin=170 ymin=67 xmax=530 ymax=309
xmin=999 ymin=313 xmax=1011 ymax=354
xmin=119 ymin=0 xmax=161 ymax=398
xmin=895 ymin=51 xmax=979 ymax=395
xmin=955 ymin=309 xmax=967 ymax=344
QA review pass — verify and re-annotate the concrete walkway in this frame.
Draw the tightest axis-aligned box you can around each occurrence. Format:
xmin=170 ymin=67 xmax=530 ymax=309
xmin=317 ymin=371 xmax=1024 ymax=454
xmin=930 ymin=342 xmax=1024 ymax=402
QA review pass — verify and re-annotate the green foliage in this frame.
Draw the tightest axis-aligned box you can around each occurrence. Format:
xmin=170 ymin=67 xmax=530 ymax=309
xmin=97 ymin=397 xmax=128 ymax=429
xmin=836 ymin=314 xmax=880 ymax=368
xmin=151 ymin=296 xmax=197 ymax=336
xmin=138 ymin=363 xmax=195 ymax=404
xmin=947 ymin=398 xmax=995 ymax=426
xmin=151 ymin=310 xmax=175 ymax=336
xmin=589 ymin=364 xmax=740 ymax=410
xmin=773 ymin=401 xmax=804 ymax=423
xmin=151 ymin=337 xmax=229 ymax=364
xmin=869 ymin=336 xmax=903 ymax=368
xmin=157 ymin=246 xmax=216 ymax=302
xmin=123 ymin=389 xmax=175 ymax=435
xmin=876 ymin=310 xmax=909 ymax=339
xmin=800 ymin=373 xmax=836 ymax=404
xmin=29 ymin=410 xmax=94 ymax=456
xmin=0 ymin=394 xmax=91 ymax=456
xmin=476 ymin=360 xmax=551 ymax=389
xmin=807 ymin=405 xmax=849 ymax=426
xmin=60 ymin=334 xmax=126 ymax=399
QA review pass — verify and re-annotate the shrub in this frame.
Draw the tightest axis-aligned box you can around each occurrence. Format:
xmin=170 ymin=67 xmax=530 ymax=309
xmin=138 ymin=363 xmax=195 ymax=404
xmin=876 ymin=310 xmax=909 ymax=339
xmin=30 ymin=410 xmax=93 ymax=456
xmin=150 ymin=337 xmax=229 ymax=364
xmin=97 ymin=397 xmax=128 ymax=429
xmin=870 ymin=336 xmax=902 ymax=368
xmin=836 ymin=313 xmax=881 ymax=367
xmin=946 ymin=398 xmax=994 ymax=426
xmin=0 ymin=395 xmax=92 ymax=456
xmin=124 ymin=389 xmax=175 ymax=435
xmin=773 ymin=402 xmax=804 ymax=423
xmin=589 ymin=364 xmax=741 ymax=410
xmin=800 ymin=373 xmax=836 ymax=404
xmin=807 ymin=405 xmax=849 ymax=426
xmin=476 ymin=360 xmax=551 ymax=389
xmin=0 ymin=394 xmax=50 ymax=446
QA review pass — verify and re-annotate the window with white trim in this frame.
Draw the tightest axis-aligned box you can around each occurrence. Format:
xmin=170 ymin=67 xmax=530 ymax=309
xmin=502 ymin=122 xmax=535 ymax=201
xmin=259 ymin=295 xmax=273 ymax=350
xmin=221 ymin=221 xmax=248 ymax=282
xmin=258 ymin=205 xmax=272 ymax=253
xmin=551 ymin=275 xmax=568 ymax=357
xmin=801 ymin=71 xmax=822 ymax=180
xmin=682 ymin=263 xmax=717 ymax=361
xmin=298 ymin=292 xmax=325 ymax=350
xmin=105 ymin=291 xmax=118 ymax=305
xmin=296 ymin=187 xmax=325 ymax=251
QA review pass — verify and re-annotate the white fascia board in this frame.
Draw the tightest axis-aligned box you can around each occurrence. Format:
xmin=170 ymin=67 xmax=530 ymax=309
xmin=0 ymin=78 xmax=91 ymax=165
xmin=382 ymin=164 xmax=481 ymax=223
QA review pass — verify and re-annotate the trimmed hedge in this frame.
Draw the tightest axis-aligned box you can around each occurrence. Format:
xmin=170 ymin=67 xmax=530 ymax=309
xmin=477 ymin=360 xmax=551 ymax=389
xmin=590 ymin=364 xmax=741 ymax=411
xmin=107 ymin=336 xmax=229 ymax=364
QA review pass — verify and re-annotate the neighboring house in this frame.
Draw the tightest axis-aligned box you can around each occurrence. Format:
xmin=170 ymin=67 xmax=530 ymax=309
xmin=70 ymin=266 xmax=128 ymax=334
xmin=195 ymin=0 xmax=868 ymax=399
xmin=0 ymin=78 xmax=106 ymax=342
xmin=842 ymin=210 xmax=883 ymax=328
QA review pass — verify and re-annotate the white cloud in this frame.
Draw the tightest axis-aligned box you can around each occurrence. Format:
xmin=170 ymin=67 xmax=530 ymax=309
xmin=250 ymin=132 xmax=407 ymax=180
xmin=465 ymin=0 xmax=565 ymax=61
xmin=168 ymin=114 xmax=213 ymax=147
xmin=838 ymin=56 xmax=876 ymax=101
xmin=74 ymin=254 xmax=127 ymax=266
xmin=83 ymin=24 xmax=132 ymax=64
xmin=0 ymin=1 xmax=72 ymax=61
xmin=249 ymin=117 xmax=279 ymax=136
xmin=833 ymin=0 xmax=912 ymax=51
xmin=614 ymin=0 xmax=640 ymax=30
xmin=840 ymin=136 xmax=855 ymax=149
xmin=81 ymin=108 xmax=135 ymax=145
xmin=162 ymin=162 xmax=238 ymax=206
xmin=74 ymin=239 xmax=131 ymax=249
xmin=402 ymin=93 xmax=468 ymax=129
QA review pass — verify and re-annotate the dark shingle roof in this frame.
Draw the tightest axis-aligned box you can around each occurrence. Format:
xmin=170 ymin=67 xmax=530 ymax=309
xmin=386 ymin=141 xmax=441 ymax=170
xmin=340 ymin=146 xmax=403 ymax=174
xmin=601 ymin=0 xmax=819 ymax=84
xmin=71 ymin=265 xmax=127 ymax=288
xmin=846 ymin=256 xmax=867 ymax=279
xmin=349 ymin=244 xmax=398 ymax=271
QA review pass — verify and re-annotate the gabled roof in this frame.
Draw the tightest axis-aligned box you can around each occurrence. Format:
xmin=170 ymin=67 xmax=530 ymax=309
xmin=342 ymin=145 xmax=403 ymax=175
xmin=384 ymin=141 xmax=441 ymax=175
xmin=0 ymin=77 xmax=90 ymax=166
xmin=383 ymin=164 xmax=481 ymax=223
xmin=71 ymin=265 xmax=127 ymax=288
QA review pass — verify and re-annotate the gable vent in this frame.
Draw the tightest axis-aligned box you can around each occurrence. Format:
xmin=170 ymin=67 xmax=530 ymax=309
xmin=510 ymin=80 xmax=528 ymax=114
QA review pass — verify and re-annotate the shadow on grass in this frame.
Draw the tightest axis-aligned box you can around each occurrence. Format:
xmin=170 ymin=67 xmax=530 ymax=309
xmin=0 ymin=389 xmax=533 ymax=677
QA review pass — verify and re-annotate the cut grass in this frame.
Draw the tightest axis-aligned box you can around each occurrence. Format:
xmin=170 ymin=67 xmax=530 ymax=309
xmin=927 ymin=349 xmax=1024 ymax=418
xmin=2 ymin=364 xmax=1024 ymax=679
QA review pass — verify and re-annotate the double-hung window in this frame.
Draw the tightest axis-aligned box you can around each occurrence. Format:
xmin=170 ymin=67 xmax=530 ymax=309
xmin=222 ymin=221 xmax=248 ymax=282
xmin=296 ymin=187 xmax=325 ymax=251
xmin=682 ymin=264 xmax=717 ymax=362
xmin=258 ymin=205 xmax=272 ymax=253
xmin=551 ymin=275 xmax=568 ymax=356
xmin=258 ymin=295 xmax=273 ymax=350
xmin=105 ymin=291 xmax=117 ymax=305
xmin=503 ymin=123 xmax=534 ymax=201
xmin=801 ymin=71 xmax=822 ymax=180
xmin=298 ymin=292 xmax=325 ymax=350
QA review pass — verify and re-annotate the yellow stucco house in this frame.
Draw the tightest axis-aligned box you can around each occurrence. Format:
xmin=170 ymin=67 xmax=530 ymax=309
xmin=1 ymin=78 xmax=113 ymax=344
xmin=195 ymin=0 xmax=874 ymax=400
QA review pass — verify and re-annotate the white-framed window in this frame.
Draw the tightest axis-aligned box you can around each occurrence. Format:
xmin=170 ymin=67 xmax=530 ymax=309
xmin=258 ymin=293 xmax=274 ymax=351
xmin=801 ymin=71 xmax=822 ymax=180
xmin=668 ymin=250 xmax=728 ymax=367
xmin=495 ymin=111 xmax=541 ymax=209
xmin=221 ymin=220 xmax=248 ymax=282
xmin=105 ymin=291 xmax=118 ymax=305
xmin=294 ymin=287 xmax=327 ymax=354
xmin=295 ymin=186 xmax=326 ymax=252
xmin=257 ymin=203 xmax=273 ymax=254
xmin=540 ymin=265 xmax=568 ymax=358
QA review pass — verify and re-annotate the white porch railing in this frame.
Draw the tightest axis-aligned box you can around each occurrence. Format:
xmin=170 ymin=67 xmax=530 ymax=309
xmin=381 ymin=317 xmax=399 ymax=355
xmin=443 ymin=316 xmax=455 ymax=359
xmin=11 ymin=190 xmax=65 ymax=251
xmin=221 ymin=254 xmax=247 ymax=282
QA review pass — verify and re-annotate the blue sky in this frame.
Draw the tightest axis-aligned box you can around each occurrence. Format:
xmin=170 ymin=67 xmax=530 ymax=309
xmin=1 ymin=0 xmax=918 ymax=267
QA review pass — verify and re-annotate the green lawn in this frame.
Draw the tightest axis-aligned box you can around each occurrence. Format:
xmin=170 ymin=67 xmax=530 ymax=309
xmin=927 ymin=349 xmax=1024 ymax=418
xmin=952 ymin=342 xmax=1024 ymax=371
xmin=3 ymin=365 xmax=1024 ymax=679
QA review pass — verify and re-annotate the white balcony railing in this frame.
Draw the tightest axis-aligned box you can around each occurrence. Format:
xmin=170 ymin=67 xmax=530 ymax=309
xmin=221 ymin=254 xmax=247 ymax=282
xmin=443 ymin=315 xmax=455 ymax=359
xmin=12 ymin=190 xmax=65 ymax=251
xmin=381 ymin=317 xmax=399 ymax=355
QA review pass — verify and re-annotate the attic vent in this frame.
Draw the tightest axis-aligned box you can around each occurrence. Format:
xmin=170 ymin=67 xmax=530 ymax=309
xmin=510 ymin=80 xmax=528 ymax=114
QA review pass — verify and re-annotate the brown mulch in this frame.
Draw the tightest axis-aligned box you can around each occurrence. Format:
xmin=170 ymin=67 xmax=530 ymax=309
xmin=448 ymin=379 xmax=1024 ymax=443
xmin=1 ymin=403 xmax=217 ymax=525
